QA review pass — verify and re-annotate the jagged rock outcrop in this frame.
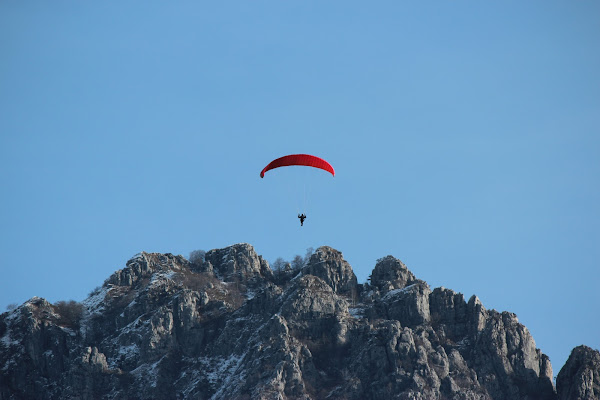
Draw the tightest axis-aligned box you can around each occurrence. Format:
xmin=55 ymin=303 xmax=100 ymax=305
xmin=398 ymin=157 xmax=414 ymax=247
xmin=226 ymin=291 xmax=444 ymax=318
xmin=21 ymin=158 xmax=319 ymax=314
xmin=0 ymin=243 xmax=589 ymax=399
xmin=204 ymin=243 xmax=273 ymax=284
xmin=557 ymin=345 xmax=600 ymax=400
xmin=429 ymin=287 xmax=469 ymax=340
xmin=369 ymin=281 xmax=432 ymax=327
xmin=302 ymin=246 xmax=357 ymax=295
xmin=370 ymin=255 xmax=416 ymax=293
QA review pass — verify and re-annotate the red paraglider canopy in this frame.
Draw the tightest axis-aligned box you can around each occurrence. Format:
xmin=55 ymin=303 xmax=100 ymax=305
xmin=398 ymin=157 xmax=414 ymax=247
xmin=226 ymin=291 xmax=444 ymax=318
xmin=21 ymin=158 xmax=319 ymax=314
xmin=260 ymin=154 xmax=335 ymax=178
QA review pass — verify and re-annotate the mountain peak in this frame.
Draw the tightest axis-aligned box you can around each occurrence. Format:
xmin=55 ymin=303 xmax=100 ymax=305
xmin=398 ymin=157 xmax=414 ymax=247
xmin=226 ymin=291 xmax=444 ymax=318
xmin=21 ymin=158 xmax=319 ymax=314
xmin=0 ymin=243 xmax=593 ymax=399
xmin=204 ymin=242 xmax=271 ymax=283
xmin=302 ymin=245 xmax=357 ymax=295
xmin=370 ymin=255 xmax=417 ymax=293
xmin=557 ymin=345 xmax=600 ymax=399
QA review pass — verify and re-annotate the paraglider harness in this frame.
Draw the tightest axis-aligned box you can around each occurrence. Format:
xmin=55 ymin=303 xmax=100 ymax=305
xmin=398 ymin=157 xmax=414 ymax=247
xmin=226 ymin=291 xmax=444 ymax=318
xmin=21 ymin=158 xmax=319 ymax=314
xmin=298 ymin=213 xmax=306 ymax=226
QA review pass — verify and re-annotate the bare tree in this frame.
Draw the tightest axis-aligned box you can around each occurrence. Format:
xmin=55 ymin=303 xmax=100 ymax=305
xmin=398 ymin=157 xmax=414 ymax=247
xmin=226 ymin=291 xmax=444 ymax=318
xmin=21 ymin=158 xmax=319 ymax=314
xmin=271 ymin=257 xmax=288 ymax=284
xmin=54 ymin=300 xmax=84 ymax=329
xmin=271 ymin=257 xmax=286 ymax=272
xmin=189 ymin=249 xmax=206 ymax=264
xmin=291 ymin=255 xmax=304 ymax=272
xmin=303 ymin=247 xmax=314 ymax=264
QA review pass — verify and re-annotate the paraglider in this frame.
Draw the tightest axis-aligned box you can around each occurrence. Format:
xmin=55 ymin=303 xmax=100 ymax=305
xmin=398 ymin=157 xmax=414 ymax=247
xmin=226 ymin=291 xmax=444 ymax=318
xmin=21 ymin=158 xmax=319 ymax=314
xmin=298 ymin=213 xmax=306 ymax=226
xmin=260 ymin=154 xmax=335 ymax=178
xmin=260 ymin=154 xmax=334 ymax=226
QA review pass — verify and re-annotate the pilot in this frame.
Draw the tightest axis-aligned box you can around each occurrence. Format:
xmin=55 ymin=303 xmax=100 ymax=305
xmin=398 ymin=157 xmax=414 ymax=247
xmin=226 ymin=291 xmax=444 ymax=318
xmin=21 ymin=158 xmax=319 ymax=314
xmin=298 ymin=213 xmax=306 ymax=226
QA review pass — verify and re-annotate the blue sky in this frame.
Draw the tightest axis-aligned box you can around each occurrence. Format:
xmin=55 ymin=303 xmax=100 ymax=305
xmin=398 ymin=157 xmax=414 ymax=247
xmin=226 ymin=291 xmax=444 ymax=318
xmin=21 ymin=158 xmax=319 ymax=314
xmin=1 ymin=1 xmax=598 ymax=373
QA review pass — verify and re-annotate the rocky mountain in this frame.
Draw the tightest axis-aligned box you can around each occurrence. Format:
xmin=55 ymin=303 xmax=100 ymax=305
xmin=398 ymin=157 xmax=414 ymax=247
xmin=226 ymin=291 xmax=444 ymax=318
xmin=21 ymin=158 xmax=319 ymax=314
xmin=557 ymin=346 xmax=600 ymax=400
xmin=0 ymin=243 xmax=597 ymax=399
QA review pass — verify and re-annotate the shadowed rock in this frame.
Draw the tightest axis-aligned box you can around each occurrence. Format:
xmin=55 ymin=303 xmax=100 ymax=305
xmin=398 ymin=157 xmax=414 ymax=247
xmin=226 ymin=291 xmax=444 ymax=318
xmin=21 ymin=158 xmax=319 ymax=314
xmin=557 ymin=345 xmax=600 ymax=400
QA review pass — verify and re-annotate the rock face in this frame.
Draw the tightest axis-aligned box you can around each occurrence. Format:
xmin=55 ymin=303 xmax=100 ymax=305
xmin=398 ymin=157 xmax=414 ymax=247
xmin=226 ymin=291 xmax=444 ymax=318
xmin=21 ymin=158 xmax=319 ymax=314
xmin=204 ymin=243 xmax=272 ymax=284
xmin=370 ymin=256 xmax=416 ymax=293
xmin=0 ymin=244 xmax=588 ymax=399
xmin=302 ymin=246 xmax=357 ymax=295
xmin=557 ymin=345 xmax=600 ymax=400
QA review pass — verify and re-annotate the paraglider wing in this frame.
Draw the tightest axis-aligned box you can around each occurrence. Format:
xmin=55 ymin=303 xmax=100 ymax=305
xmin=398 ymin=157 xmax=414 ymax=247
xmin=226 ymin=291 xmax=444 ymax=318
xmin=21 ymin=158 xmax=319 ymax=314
xmin=260 ymin=154 xmax=335 ymax=178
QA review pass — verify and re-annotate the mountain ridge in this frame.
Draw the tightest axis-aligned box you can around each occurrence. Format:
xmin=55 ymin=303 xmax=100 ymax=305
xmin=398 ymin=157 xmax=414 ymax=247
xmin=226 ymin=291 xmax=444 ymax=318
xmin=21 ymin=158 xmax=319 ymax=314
xmin=1 ymin=243 xmax=598 ymax=399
